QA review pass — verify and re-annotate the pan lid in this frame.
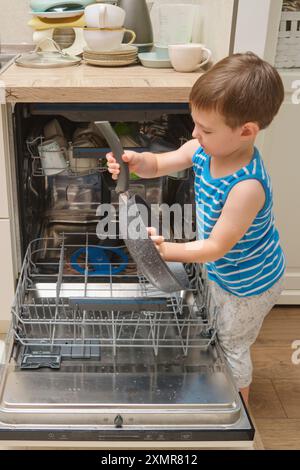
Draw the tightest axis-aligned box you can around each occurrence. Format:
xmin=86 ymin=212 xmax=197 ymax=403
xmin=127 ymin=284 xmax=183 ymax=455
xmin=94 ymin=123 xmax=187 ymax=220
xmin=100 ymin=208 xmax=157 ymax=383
xmin=15 ymin=39 xmax=81 ymax=68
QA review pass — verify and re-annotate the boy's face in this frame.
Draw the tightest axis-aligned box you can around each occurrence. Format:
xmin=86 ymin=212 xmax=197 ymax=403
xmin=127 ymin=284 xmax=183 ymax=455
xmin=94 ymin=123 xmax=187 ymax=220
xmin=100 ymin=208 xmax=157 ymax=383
xmin=191 ymin=107 xmax=253 ymax=159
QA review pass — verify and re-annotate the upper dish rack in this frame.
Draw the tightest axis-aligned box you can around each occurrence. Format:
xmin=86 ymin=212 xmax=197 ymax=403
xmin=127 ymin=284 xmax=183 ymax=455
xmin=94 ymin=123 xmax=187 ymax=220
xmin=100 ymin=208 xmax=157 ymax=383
xmin=26 ymin=136 xmax=109 ymax=177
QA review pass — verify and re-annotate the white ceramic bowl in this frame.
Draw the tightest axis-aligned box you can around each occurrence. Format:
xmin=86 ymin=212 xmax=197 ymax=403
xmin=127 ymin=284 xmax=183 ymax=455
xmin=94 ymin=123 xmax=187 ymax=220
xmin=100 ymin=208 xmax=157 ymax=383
xmin=31 ymin=0 xmax=92 ymax=12
xmin=153 ymin=45 xmax=169 ymax=59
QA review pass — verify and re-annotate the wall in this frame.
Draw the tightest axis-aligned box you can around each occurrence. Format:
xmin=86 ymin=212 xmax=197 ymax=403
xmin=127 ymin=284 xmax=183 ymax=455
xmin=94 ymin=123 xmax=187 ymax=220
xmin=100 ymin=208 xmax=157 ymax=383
xmin=0 ymin=0 xmax=234 ymax=61
xmin=0 ymin=0 xmax=32 ymax=45
xmin=234 ymin=0 xmax=282 ymax=63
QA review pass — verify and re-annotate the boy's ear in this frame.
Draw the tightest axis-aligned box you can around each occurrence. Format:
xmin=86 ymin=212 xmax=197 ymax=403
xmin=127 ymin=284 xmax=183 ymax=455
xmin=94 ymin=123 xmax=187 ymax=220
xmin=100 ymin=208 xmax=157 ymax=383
xmin=240 ymin=122 xmax=260 ymax=138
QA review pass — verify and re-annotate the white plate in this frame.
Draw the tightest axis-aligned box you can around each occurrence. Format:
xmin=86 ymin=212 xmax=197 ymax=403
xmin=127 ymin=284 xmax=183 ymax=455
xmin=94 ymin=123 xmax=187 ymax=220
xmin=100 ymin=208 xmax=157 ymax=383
xmin=30 ymin=10 xmax=84 ymax=19
xmin=83 ymin=45 xmax=138 ymax=55
xmin=84 ymin=52 xmax=137 ymax=61
xmin=138 ymin=52 xmax=172 ymax=68
xmin=84 ymin=57 xmax=137 ymax=67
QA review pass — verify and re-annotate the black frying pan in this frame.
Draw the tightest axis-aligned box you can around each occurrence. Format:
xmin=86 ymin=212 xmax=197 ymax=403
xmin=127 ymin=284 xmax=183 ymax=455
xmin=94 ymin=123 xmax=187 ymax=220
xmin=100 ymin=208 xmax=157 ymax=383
xmin=95 ymin=121 xmax=190 ymax=293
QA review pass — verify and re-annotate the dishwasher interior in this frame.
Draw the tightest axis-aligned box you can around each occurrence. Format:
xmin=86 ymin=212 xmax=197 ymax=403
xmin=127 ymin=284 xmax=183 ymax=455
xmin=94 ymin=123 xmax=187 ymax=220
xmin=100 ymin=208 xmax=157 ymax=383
xmin=0 ymin=103 xmax=254 ymax=443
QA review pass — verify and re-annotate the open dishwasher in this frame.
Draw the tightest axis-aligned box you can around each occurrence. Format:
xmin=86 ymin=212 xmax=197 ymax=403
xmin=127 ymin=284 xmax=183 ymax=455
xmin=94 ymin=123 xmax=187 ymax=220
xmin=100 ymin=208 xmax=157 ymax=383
xmin=0 ymin=103 xmax=254 ymax=447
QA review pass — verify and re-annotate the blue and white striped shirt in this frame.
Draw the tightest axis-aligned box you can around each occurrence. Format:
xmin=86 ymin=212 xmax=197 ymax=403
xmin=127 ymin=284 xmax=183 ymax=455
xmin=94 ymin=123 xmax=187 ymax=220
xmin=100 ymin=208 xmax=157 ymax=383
xmin=192 ymin=146 xmax=285 ymax=297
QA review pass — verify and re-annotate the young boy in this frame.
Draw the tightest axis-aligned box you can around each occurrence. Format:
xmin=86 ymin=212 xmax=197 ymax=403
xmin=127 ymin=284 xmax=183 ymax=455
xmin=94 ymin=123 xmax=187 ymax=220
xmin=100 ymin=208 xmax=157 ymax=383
xmin=106 ymin=52 xmax=285 ymax=405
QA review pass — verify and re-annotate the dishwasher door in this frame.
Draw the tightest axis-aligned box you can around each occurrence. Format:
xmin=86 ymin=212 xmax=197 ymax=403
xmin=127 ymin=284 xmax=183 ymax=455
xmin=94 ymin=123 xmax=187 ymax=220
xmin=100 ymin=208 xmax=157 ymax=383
xmin=0 ymin=326 xmax=254 ymax=444
xmin=0 ymin=237 xmax=254 ymax=443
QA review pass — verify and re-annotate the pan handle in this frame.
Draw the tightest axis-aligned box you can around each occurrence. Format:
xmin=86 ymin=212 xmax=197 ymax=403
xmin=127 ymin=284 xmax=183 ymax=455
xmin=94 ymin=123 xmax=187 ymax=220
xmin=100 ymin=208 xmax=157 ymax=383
xmin=94 ymin=121 xmax=129 ymax=194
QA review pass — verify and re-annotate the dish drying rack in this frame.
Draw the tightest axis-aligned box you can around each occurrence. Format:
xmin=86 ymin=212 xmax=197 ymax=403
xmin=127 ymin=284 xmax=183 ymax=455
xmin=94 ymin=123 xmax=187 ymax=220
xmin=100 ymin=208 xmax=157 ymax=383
xmin=12 ymin=233 xmax=216 ymax=369
xmin=26 ymin=136 xmax=109 ymax=177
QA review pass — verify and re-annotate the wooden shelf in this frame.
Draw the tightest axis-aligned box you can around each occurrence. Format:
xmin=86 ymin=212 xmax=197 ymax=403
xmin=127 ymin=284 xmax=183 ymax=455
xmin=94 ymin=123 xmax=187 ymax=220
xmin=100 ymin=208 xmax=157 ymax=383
xmin=0 ymin=63 xmax=203 ymax=103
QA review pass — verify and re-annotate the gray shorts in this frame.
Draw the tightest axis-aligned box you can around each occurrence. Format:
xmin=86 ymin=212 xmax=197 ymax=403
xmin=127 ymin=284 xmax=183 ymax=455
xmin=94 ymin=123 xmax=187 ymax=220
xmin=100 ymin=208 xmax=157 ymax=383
xmin=209 ymin=276 xmax=285 ymax=389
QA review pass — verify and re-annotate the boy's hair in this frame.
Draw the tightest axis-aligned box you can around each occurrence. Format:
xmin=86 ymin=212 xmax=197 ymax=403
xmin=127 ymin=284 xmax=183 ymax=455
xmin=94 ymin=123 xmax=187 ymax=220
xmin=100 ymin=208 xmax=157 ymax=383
xmin=189 ymin=52 xmax=284 ymax=130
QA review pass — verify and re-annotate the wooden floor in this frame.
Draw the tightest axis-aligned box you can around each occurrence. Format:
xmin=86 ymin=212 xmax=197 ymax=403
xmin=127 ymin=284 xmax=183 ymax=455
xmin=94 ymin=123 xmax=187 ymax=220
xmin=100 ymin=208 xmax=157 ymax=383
xmin=250 ymin=306 xmax=300 ymax=450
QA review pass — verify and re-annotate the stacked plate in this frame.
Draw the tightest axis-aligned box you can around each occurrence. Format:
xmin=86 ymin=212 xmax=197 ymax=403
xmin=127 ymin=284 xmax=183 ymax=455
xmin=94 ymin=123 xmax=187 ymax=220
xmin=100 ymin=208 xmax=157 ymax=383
xmin=83 ymin=45 xmax=138 ymax=67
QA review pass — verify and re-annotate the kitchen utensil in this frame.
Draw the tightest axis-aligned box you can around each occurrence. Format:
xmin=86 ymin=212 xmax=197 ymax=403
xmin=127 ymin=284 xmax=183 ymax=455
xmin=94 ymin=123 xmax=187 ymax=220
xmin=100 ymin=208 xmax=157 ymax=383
xmin=69 ymin=122 xmax=105 ymax=173
xmin=47 ymin=4 xmax=83 ymax=12
xmin=84 ymin=3 xmax=125 ymax=29
xmin=84 ymin=57 xmax=137 ymax=67
xmin=70 ymin=245 xmax=128 ymax=275
xmin=133 ymin=43 xmax=153 ymax=53
xmin=15 ymin=38 xmax=81 ymax=68
xmin=30 ymin=9 xmax=85 ymax=19
xmin=138 ymin=51 xmax=172 ymax=68
xmin=44 ymin=118 xmax=65 ymax=140
xmin=154 ymin=45 xmax=169 ymax=59
xmin=168 ymin=43 xmax=212 ymax=72
xmin=83 ymin=27 xmax=135 ymax=52
xmin=83 ymin=44 xmax=138 ymax=62
xmin=30 ymin=0 xmax=92 ymax=11
xmin=94 ymin=121 xmax=190 ymax=293
xmin=33 ymin=28 xmax=87 ymax=56
xmin=84 ymin=44 xmax=137 ymax=55
xmin=118 ymin=0 xmax=153 ymax=47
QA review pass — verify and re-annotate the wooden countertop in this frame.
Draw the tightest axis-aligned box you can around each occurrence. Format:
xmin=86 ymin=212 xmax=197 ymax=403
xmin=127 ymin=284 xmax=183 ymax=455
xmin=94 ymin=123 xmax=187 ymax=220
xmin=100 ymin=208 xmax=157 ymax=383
xmin=0 ymin=63 xmax=202 ymax=103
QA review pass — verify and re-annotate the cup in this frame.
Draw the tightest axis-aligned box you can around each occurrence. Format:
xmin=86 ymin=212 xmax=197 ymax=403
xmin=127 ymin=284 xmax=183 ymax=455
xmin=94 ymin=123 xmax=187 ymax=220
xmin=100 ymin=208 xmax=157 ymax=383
xmin=83 ymin=27 xmax=136 ymax=51
xmin=168 ymin=43 xmax=212 ymax=72
xmin=84 ymin=3 xmax=126 ymax=29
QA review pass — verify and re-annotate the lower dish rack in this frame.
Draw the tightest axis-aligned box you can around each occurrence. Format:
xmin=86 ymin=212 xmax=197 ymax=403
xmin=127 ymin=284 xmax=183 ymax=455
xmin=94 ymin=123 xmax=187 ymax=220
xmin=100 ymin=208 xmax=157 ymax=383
xmin=12 ymin=233 xmax=216 ymax=368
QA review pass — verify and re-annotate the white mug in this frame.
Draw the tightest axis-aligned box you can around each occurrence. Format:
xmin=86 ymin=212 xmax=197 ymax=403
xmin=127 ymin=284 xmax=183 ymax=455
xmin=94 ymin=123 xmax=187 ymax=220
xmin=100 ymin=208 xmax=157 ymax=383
xmin=84 ymin=3 xmax=126 ymax=29
xmin=168 ymin=43 xmax=212 ymax=72
xmin=84 ymin=27 xmax=136 ymax=51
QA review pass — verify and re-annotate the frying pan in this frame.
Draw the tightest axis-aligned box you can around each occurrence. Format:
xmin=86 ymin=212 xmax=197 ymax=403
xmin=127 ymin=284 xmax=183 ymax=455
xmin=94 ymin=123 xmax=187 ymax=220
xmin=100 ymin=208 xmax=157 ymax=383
xmin=94 ymin=121 xmax=190 ymax=293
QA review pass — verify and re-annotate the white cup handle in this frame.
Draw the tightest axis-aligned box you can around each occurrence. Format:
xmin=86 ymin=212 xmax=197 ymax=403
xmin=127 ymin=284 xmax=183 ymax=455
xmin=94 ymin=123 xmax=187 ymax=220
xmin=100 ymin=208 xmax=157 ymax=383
xmin=123 ymin=29 xmax=136 ymax=45
xmin=198 ymin=47 xmax=212 ymax=67
xmin=98 ymin=4 xmax=106 ymax=29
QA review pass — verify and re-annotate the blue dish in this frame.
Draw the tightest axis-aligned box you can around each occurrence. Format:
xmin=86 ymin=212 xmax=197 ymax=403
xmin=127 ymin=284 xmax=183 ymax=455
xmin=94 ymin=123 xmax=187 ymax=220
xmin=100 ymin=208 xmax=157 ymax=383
xmin=70 ymin=245 xmax=128 ymax=276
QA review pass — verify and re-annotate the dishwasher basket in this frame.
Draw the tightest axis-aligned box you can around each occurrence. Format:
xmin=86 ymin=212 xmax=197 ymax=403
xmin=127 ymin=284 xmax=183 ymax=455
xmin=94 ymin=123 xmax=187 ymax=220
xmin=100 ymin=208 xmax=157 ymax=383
xmin=12 ymin=233 xmax=216 ymax=368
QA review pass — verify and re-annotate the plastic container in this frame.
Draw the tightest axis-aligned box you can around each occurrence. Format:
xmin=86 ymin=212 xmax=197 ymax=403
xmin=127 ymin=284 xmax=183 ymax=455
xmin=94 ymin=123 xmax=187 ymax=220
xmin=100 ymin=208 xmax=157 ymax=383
xmin=153 ymin=3 xmax=196 ymax=46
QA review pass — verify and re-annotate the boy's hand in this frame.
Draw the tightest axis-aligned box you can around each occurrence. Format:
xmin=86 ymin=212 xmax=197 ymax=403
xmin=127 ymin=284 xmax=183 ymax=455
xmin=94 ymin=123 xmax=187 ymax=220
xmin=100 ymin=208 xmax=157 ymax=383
xmin=147 ymin=227 xmax=165 ymax=258
xmin=106 ymin=150 xmax=141 ymax=180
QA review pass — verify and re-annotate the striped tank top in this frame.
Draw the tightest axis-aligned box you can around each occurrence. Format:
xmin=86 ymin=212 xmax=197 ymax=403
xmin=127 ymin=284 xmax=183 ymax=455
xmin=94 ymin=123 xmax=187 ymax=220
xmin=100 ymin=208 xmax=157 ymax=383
xmin=192 ymin=146 xmax=285 ymax=297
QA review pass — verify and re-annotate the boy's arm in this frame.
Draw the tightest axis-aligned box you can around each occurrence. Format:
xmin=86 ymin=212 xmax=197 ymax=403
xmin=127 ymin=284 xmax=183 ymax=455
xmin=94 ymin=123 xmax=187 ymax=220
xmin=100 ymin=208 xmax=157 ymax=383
xmin=153 ymin=179 xmax=266 ymax=263
xmin=153 ymin=138 xmax=199 ymax=177
xmin=107 ymin=139 xmax=199 ymax=179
